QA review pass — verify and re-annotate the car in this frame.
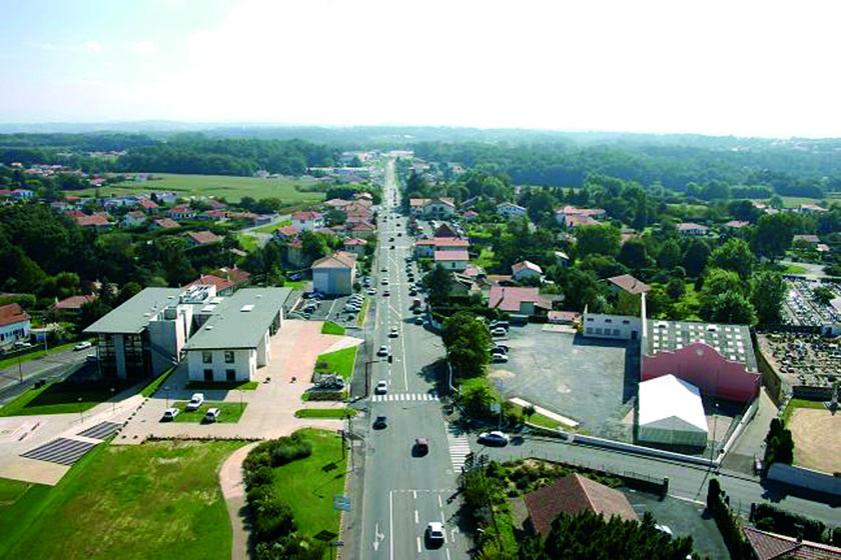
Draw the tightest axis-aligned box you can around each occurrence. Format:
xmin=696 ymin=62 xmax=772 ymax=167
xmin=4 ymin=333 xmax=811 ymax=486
xmin=383 ymin=290 xmax=391 ymax=297
xmin=366 ymin=288 xmax=377 ymax=295
xmin=13 ymin=341 xmax=32 ymax=348
xmin=186 ymin=393 xmax=205 ymax=411
xmin=426 ymin=521 xmax=445 ymax=545
xmin=204 ymin=408 xmax=221 ymax=423
xmin=478 ymin=431 xmax=510 ymax=446
xmin=413 ymin=307 xmax=423 ymax=315
xmin=491 ymin=327 xmax=507 ymax=337
xmin=390 ymin=245 xmax=395 ymax=249
xmin=389 ymin=327 xmax=399 ymax=337
xmin=491 ymin=353 xmax=508 ymax=363
xmin=85 ymin=353 xmax=98 ymax=363
xmin=162 ymin=407 xmax=179 ymax=421
xmin=397 ymin=232 xmax=402 ymax=237
xmin=375 ymin=381 xmax=388 ymax=394
xmin=377 ymin=345 xmax=390 ymax=357
xmin=490 ymin=320 xmax=509 ymax=330
xmin=414 ymin=437 xmax=430 ymax=455
xmin=381 ymin=267 xmax=388 ymax=272
xmin=414 ymin=316 xmax=424 ymax=325
xmin=389 ymin=237 xmax=394 ymax=242
xmin=373 ymin=415 xmax=388 ymax=429
xmin=288 ymin=272 xmax=304 ymax=281
xmin=74 ymin=341 xmax=92 ymax=351
xmin=381 ymin=278 xmax=389 ymax=285
xmin=491 ymin=344 xmax=509 ymax=353
xmin=655 ymin=525 xmax=673 ymax=536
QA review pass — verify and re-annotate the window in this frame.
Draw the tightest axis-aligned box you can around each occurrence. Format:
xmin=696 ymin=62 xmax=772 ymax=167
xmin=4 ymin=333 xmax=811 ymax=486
xmin=622 ymin=320 xmax=630 ymax=324
xmin=613 ymin=329 xmax=620 ymax=336
xmin=586 ymin=327 xmax=593 ymax=334
xmin=224 ymin=350 xmax=235 ymax=364
xmin=203 ymin=369 xmax=213 ymax=381
xmin=605 ymin=319 xmax=612 ymax=323
xmin=595 ymin=327 xmax=603 ymax=334
xmin=202 ymin=351 xmax=213 ymax=364
xmin=226 ymin=369 xmax=236 ymax=381
xmin=586 ymin=317 xmax=593 ymax=322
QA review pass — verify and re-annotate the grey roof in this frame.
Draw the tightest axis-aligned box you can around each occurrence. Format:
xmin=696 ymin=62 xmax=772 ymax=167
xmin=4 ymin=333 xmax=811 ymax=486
xmin=645 ymin=319 xmax=757 ymax=371
xmin=84 ymin=288 xmax=182 ymax=334
xmin=184 ymin=287 xmax=290 ymax=350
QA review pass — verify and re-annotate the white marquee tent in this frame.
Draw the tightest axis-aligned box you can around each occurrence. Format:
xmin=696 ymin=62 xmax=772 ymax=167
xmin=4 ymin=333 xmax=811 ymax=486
xmin=637 ymin=374 xmax=708 ymax=447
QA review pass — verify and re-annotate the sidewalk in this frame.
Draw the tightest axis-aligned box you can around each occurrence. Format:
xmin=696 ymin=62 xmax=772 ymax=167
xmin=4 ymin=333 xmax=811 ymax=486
xmin=219 ymin=442 xmax=259 ymax=560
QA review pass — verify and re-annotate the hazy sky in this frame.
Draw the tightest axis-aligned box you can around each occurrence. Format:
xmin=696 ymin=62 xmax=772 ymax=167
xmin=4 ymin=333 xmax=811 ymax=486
xmin=2 ymin=0 xmax=840 ymax=137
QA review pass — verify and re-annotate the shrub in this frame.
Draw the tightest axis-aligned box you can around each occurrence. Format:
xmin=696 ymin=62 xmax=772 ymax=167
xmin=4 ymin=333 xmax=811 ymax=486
xmin=268 ymin=435 xmax=312 ymax=467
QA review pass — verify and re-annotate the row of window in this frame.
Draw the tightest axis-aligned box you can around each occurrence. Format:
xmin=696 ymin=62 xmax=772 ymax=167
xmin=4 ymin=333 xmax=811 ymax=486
xmin=202 ymin=350 xmax=236 ymax=364
xmin=0 ymin=328 xmax=28 ymax=341
xmin=204 ymin=368 xmax=237 ymax=382
xmin=584 ymin=317 xmax=631 ymax=324
xmin=585 ymin=327 xmax=621 ymax=336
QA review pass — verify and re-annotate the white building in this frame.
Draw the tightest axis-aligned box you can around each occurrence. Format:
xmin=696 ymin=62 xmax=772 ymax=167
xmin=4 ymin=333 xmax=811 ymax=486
xmin=637 ymin=374 xmax=708 ymax=448
xmin=0 ymin=303 xmax=31 ymax=347
xmin=292 ymin=211 xmax=325 ymax=231
xmin=312 ymin=252 xmax=357 ymax=295
xmin=582 ymin=312 xmax=642 ymax=340
xmin=511 ymin=260 xmax=543 ymax=282
xmin=497 ymin=202 xmax=527 ymax=220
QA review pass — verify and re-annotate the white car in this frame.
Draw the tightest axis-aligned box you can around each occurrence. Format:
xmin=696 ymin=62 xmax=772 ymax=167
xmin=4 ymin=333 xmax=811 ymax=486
xmin=186 ymin=393 xmax=205 ymax=411
xmin=478 ymin=431 xmax=510 ymax=446
xmin=375 ymin=381 xmax=388 ymax=395
xmin=73 ymin=341 xmax=92 ymax=351
xmin=162 ymin=407 xmax=179 ymax=421
xmin=389 ymin=327 xmax=399 ymax=337
xmin=414 ymin=316 xmax=424 ymax=325
xmin=367 ymin=288 xmax=377 ymax=295
xmin=426 ymin=521 xmax=445 ymax=543
xmin=491 ymin=353 xmax=508 ymax=363
xmin=204 ymin=408 xmax=221 ymax=423
xmin=377 ymin=345 xmax=390 ymax=357
xmin=381 ymin=278 xmax=389 ymax=285
xmin=491 ymin=327 xmax=507 ymax=337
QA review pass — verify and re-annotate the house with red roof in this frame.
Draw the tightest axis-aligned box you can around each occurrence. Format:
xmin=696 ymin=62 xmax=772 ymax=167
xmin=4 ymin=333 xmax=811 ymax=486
xmin=185 ymin=230 xmax=222 ymax=248
xmin=343 ymin=237 xmax=368 ymax=256
xmin=137 ymin=197 xmax=159 ymax=212
xmin=723 ymin=220 xmax=749 ymax=230
xmin=292 ymin=211 xmax=324 ymax=231
xmin=434 ymin=250 xmax=469 ymax=271
xmin=74 ymin=213 xmax=112 ymax=231
xmin=274 ymin=224 xmax=301 ymax=241
xmin=548 ymin=310 xmax=581 ymax=325
xmin=312 ymin=251 xmax=357 ymax=295
xmin=0 ymin=303 xmax=31 ymax=346
xmin=511 ymin=260 xmax=543 ymax=282
xmin=169 ymin=205 xmax=196 ymax=220
xmin=607 ymin=274 xmax=650 ymax=296
xmin=415 ymin=237 xmax=470 ymax=258
xmin=462 ymin=209 xmax=479 ymax=221
xmin=676 ymin=222 xmax=709 ymax=236
xmin=186 ymin=273 xmax=235 ymax=295
xmin=555 ymin=206 xmax=606 ymax=228
xmin=121 ymin=211 xmax=147 ymax=228
xmin=53 ymin=294 xmax=97 ymax=314
xmin=151 ymin=218 xmax=181 ymax=230
xmin=744 ymin=526 xmax=841 ymax=560
xmin=488 ymin=286 xmax=551 ymax=316
xmin=347 ymin=221 xmax=376 ymax=237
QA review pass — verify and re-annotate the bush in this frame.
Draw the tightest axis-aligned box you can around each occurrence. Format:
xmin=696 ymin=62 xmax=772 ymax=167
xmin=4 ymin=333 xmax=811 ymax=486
xmin=304 ymin=389 xmax=345 ymax=401
xmin=750 ymin=503 xmax=831 ymax=544
xmin=268 ymin=435 xmax=312 ymax=467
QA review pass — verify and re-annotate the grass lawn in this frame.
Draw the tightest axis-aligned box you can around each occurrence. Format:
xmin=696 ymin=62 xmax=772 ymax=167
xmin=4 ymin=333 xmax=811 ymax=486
xmin=185 ymin=380 xmax=259 ymax=391
xmin=77 ymin=173 xmax=325 ymax=204
xmin=0 ymin=342 xmax=81 ymax=371
xmin=508 ymin=403 xmax=562 ymax=430
xmin=0 ymin=440 xmax=244 ymax=560
xmin=473 ymin=247 xmax=499 ymax=270
xmin=272 ymin=429 xmax=347 ymax=546
xmin=252 ymin=219 xmax=292 ymax=234
xmin=282 ymin=279 xmax=308 ymax=289
xmin=321 ymin=321 xmax=346 ymax=336
xmin=235 ymin=233 xmax=259 ymax=253
xmin=314 ymin=346 xmax=358 ymax=381
xmin=141 ymin=367 xmax=175 ymax=398
xmin=0 ymin=379 xmax=128 ymax=417
xmin=782 ymin=398 xmax=827 ymax=425
xmin=294 ymin=408 xmax=356 ymax=419
xmin=172 ymin=401 xmax=248 ymax=423
xmin=782 ymin=263 xmax=808 ymax=275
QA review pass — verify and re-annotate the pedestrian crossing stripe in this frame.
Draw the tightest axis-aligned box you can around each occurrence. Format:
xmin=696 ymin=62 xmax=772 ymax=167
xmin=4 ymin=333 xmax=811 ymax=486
xmin=370 ymin=392 xmax=439 ymax=402
xmin=446 ymin=424 xmax=471 ymax=470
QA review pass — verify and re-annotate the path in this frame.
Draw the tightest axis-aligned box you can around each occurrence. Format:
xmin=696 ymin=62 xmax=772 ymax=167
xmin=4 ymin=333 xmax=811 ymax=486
xmin=220 ymin=442 xmax=259 ymax=560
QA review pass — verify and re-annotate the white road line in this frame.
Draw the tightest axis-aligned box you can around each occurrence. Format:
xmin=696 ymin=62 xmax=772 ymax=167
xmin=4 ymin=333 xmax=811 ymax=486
xmin=413 ymin=490 xmax=417 ymax=499
xmin=438 ymin=494 xmax=443 ymax=508
xmin=414 ymin=509 xmax=419 ymax=524
xmin=446 ymin=548 xmax=452 ymax=560
xmin=416 ymin=537 xmax=421 ymax=554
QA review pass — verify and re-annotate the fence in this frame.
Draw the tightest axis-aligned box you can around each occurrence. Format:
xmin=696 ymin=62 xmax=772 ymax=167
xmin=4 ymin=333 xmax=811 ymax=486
xmin=767 ymin=463 xmax=841 ymax=497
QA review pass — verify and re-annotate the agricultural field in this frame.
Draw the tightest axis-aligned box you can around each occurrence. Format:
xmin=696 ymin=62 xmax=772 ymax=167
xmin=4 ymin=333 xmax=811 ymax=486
xmin=78 ymin=173 xmax=327 ymax=204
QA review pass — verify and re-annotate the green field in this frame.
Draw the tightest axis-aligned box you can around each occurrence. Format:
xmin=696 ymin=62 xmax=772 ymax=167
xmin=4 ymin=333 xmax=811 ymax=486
xmin=78 ymin=173 xmax=326 ymax=204
xmin=313 ymin=346 xmax=358 ymax=381
xmin=0 ymin=440 xmax=244 ymax=560
xmin=0 ymin=379 xmax=127 ymax=417
xmin=172 ymin=401 xmax=247 ymax=423
xmin=272 ymin=429 xmax=347 ymax=546
xmin=320 ymin=321 xmax=346 ymax=336
xmin=251 ymin=219 xmax=292 ymax=234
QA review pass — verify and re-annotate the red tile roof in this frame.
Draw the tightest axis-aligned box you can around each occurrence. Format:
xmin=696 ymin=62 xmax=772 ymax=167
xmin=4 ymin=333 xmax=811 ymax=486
xmin=724 ymin=220 xmax=749 ymax=229
xmin=434 ymin=250 xmax=469 ymax=262
xmin=523 ymin=474 xmax=638 ymax=537
xmin=744 ymin=526 xmax=841 ymax=560
xmin=607 ymin=274 xmax=650 ymax=295
xmin=344 ymin=238 xmax=368 ymax=246
xmin=293 ymin=211 xmax=323 ymax=220
xmin=548 ymin=311 xmax=581 ymax=323
xmin=312 ymin=251 xmax=357 ymax=269
xmin=677 ymin=222 xmax=709 ymax=232
xmin=54 ymin=294 xmax=97 ymax=310
xmin=213 ymin=267 xmax=251 ymax=286
xmin=488 ymin=286 xmax=550 ymax=312
xmin=137 ymin=197 xmax=158 ymax=210
xmin=153 ymin=218 xmax=180 ymax=229
xmin=187 ymin=273 xmax=234 ymax=292
xmin=74 ymin=214 xmax=110 ymax=227
xmin=275 ymin=225 xmax=301 ymax=237
xmin=186 ymin=230 xmax=222 ymax=245
xmin=565 ymin=214 xmax=601 ymax=228
xmin=0 ymin=303 xmax=30 ymax=327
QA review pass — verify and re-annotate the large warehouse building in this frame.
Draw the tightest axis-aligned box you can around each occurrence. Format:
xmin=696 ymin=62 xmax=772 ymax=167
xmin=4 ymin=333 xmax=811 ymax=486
xmin=637 ymin=374 xmax=708 ymax=447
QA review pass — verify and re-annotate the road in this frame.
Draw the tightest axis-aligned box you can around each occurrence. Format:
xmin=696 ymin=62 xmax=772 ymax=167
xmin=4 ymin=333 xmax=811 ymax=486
xmin=237 ymin=213 xmax=290 ymax=249
xmin=0 ymin=347 xmax=88 ymax=405
xmin=351 ymin=159 xmax=471 ymax=560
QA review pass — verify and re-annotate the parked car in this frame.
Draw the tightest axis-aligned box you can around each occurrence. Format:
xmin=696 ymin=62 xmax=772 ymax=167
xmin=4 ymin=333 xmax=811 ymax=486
xmin=373 ymin=415 xmax=388 ymax=429
xmin=381 ymin=278 xmax=389 ymax=285
xmin=162 ymin=407 xmax=179 ymax=421
xmin=186 ymin=393 xmax=205 ymax=411
xmin=381 ymin=267 xmax=388 ymax=272
xmin=414 ymin=437 xmax=430 ymax=455
xmin=375 ymin=381 xmax=388 ymax=395
xmin=377 ymin=345 xmax=390 ymax=357
xmin=478 ymin=431 xmax=510 ymax=446
xmin=383 ymin=290 xmax=391 ymax=297
xmin=491 ymin=353 xmax=508 ymax=363
xmin=13 ymin=341 xmax=32 ymax=348
xmin=491 ymin=344 xmax=509 ymax=353
xmin=203 ymin=408 xmax=221 ymax=423
xmin=85 ymin=354 xmax=98 ymax=363
xmin=491 ymin=327 xmax=507 ymax=337
xmin=366 ymin=288 xmax=377 ymax=295
xmin=490 ymin=320 xmax=509 ymax=330
xmin=73 ymin=341 xmax=92 ymax=351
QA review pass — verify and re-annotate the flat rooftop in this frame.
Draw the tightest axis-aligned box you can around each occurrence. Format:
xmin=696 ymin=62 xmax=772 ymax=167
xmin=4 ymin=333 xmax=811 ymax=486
xmin=184 ymin=287 xmax=290 ymax=350
xmin=84 ymin=288 xmax=182 ymax=334
xmin=645 ymin=320 xmax=757 ymax=371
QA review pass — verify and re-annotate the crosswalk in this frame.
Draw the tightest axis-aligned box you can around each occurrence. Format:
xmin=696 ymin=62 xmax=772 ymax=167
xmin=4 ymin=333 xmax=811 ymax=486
xmin=370 ymin=392 xmax=439 ymax=402
xmin=446 ymin=424 xmax=472 ymax=472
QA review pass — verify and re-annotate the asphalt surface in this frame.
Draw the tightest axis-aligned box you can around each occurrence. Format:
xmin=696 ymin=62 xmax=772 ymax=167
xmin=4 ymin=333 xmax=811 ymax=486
xmin=0 ymin=347 xmax=89 ymax=405
xmin=350 ymin=159 xmax=470 ymax=560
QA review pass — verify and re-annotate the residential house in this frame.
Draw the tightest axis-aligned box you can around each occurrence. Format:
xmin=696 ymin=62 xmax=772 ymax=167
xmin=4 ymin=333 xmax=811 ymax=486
xmin=213 ymin=267 xmax=251 ymax=289
xmin=292 ymin=211 xmax=325 ymax=231
xmin=462 ymin=210 xmax=479 ymax=221
xmin=121 ymin=211 xmax=147 ymax=228
xmin=554 ymin=251 xmax=571 ymax=267
xmin=523 ymin=474 xmax=637 ymax=538
xmin=497 ymin=202 xmax=527 ymax=220
xmin=274 ymin=225 xmax=301 ymax=242
xmin=347 ymin=221 xmax=376 ymax=237
xmin=723 ymin=220 xmax=750 ymax=231
xmin=53 ymin=294 xmax=97 ymax=314
xmin=169 ymin=205 xmax=196 ymax=220
xmin=676 ymin=222 xmax=709 ymax=236
xmin=743 ymin=526 xmax=841 ymax=560
xmin=488 ymin=286 xmax=551 ymax=317
xmin=286 ymin=238 xmax=307 ymax=267
xmin=186 ymin=274 xmax=236 ymax=296
xmin=11 ymin=189 xmax=35 ymax=200
xmin=324 ymin=198 xmax=351 ymax=209
xmin=607 ymin=274 xmax=650 ymax=296
xmin=185 ymin=230 xmax=222 ymax=248
xmin=151 ymin=218 xmax=181 ymax=230
xmin=434 ymin=250 xmax=469 ymax=271
xmin=547 ymin=311 xmax=581 ymax=325
xmin=0 ymin=303 xmax=31 ymax=346
xmin=312 ymin=252 xmax=357 ymax=295
xmin=792 ymin=234 xmax=820 ymax=245
xmin=74 ymin=213 xmax=112 ymax=231
xmin=415 ymin=237 xmax=470 ymax=258
xmin=207 ymin=199 xmax=227 ymax=211
xmin=137 ymin=197 xmax=159 ymax=212
xmin=450 ymin=272 xmax=481 ymax=297
xmin=343 ymin=237 xmax=368 ymax=256
xmin=582 ymin=312 xmax=642 ymax=340
xmin=798 ymin=203 xmax=828 ymax=214
xmin=199 ymin=209 xmax=229 ymax=222
xmin=433 ymin=223 xmax=460 ymax=238
xmin=511 ymin=260 xmax=543 ymax=282
xmin=555 ymin=206 xmax=606 ymax=228
xmin=409 ymin=197 xmax=456 ymax=218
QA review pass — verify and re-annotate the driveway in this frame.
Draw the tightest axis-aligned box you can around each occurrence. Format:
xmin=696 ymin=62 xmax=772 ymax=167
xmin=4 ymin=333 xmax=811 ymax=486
xmin=114 ymin=320 xmax=362 ymax=443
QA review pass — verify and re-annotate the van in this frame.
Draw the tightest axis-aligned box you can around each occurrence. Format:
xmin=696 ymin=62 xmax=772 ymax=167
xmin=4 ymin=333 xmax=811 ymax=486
xmin=204 ymin=408 xmax=221 ymax=423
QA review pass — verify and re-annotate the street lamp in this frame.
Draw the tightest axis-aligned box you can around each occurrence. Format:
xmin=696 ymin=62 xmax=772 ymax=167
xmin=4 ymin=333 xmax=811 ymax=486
xmin=77 ymin=397 xmax=83 ymax=423
xmin=110 ymin=387 xmax=115 ymax=413
xmin=164 ymin=385 xmax=170 ymax=408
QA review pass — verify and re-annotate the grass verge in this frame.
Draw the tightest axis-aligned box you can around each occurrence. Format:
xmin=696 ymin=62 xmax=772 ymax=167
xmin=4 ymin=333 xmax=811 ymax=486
xmin=321 ymin=321 xmax=346 ymax=336
xmin=0 ymin=440 xmax=244 ymax=560
xmin=140 ymin=367 xmax=175 ymax=398
xmin=0 ymin=379 xmax=129 ymax=417
xmin=508 ymin=403 xmax=562 ymax=430
xmin=172 ymin=401 xmax=247 ymax=423
xmin=185 ymin=380 xmax=258 ymax=391
xmin=314 ymin=346 xmax=358 ymax=381
xmin=294 ymin=408 xmax=356 ymax=419
xmin=356 ymin=298 xmax=371 ymax=327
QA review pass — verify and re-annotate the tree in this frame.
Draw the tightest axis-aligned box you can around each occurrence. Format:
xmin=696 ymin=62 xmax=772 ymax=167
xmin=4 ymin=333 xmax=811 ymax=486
xmin=617 ymin=239 xmax=652 ymax=270
xmin=707 ymin=478 xmax=721 ymax=512
xmin=705 ymin=290 xmax=757 ymax=325
xmin=657 ymin=239 xmax=682 ymax=270
xmin=299 ymin=232 xmax=331 ymax=265
xmin=426 ymin=264 xmax=454 ymax=307
xmin=710 ymin=238 xmax=755 ymax=280
xmin=700 ymin=268 xmax=745 ymax=299
xmin=751 ymin=271 xmax=786 ymax=325
xmin=457 ymin=377 xmax=500 ymax=417
xmin=575 ymin=225 xmax=620 ymax=258
xmin=754 ymin=213 xmax=795 ymax=260
xmin=554 ymin=268 xmax=604 ymax=311
xmin=665 ymin=277 xmax=686 ymax=300
xmin=442 ymin=312 xmax=491 ymax=378
xmin=682 ymin=238 xmax=710 ymax=277
xmin=764 ymin=418 xmax=794 ymax=466
xmin=813 ymin=286 xmax=835 ymax=306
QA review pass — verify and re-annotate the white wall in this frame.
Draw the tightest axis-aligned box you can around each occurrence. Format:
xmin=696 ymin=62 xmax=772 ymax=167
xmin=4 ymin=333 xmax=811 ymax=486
xmin=582 ymin=313 xmax=641 ymax=340
xmin=0 ymin=319 xmax=30 ymax=344
xmin=187 ymin=348 xmax=257 ymax=382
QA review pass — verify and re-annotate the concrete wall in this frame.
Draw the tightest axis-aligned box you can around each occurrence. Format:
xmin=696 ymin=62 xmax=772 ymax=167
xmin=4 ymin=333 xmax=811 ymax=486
xmin=187 ymin=348 xmax=256 ymax=382
xmin=313 ymin=268 xmax=354 ymax=295
xmin=583 ymin=313 xmax=641 ymax=340
xmin=767 ymin=463 xmax=841 ymax=496
xmin=0 ymin=319 xmax=31 ymax=344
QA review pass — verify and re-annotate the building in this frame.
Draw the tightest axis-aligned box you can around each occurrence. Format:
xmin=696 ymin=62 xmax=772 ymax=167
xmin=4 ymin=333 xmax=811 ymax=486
xmin=274 ymin=224 xmax=301 ymax=242
xmin=798 ymin=203 xmax=828 ymax=214
xmin=342 ymin=237 xmax=368 ymax=256
xmin=582 ymin=312 xmax=642 ymax=340
xmin=186 ymin=274 xmax=236 ymax=296
xmin=433 ymin=223 xmax=460 ymax=238
xmin=462 ymin=210 xmax=479 ymax=221
xmin=554 ymin=251 xmax=571 ymax=267
xmin=169 ymin=205 xmax=196 ymax=220
xmin=676 ymin=222 xmax=709 ymax=236
xmin=497 ymin=202 xmax=527 ymax=220
xmin=185 ymin=230 xmax=222 ymax=247
xmin=415 ymin=237 xmax=470 ymax=258
xmin=137 ymin=197 xmax=159 ymax=212
xmin=213 ymin=266 xmax=251 ymax=289
xmin=554 ymin=206 xmax=606 ymax=228
xmin=523 ymin=474 xmax=637 ymax=538
xmin=184 ymin=288 xmax=286 ymax=382
xmin=0 ymin=303 xmax=31 ymax=346
xmin=637 ymin=374 xmax=708 ymax=448
xmin=151 ymin=218 xmax=181 ymax=230
xmin=488 ymin=286 xmax=551 ymax=316
xmin=409 ymin=197 xmax=456 ymax=218
xmin=792 ymin=234 xmax=820 ymax=245
xmin=744 ymin=526 xmax=841 ymax=560
xmin=607 ymin=274 xmax=650 ymax=296
xmin=723 ymin=220 xmax=749 ymax=230
xmin=74 ymin=213 xmax=112 ymax=231
xmin=292 ymin=211 xmax=325 ymax=231
xmin=511 ymin=260 xmax=543 ymax=282
xmin=547 ymin=311 xmax=580 ymax=325
xmin=121 ymin=211 xmax=147 ymax=228
xmin=433 ymin=250 xmax=469 ymax=271
xmin=312 ymin=252 xmax=357 ymax=295
xmin=53 ymin=294 xmax=97 ymax=314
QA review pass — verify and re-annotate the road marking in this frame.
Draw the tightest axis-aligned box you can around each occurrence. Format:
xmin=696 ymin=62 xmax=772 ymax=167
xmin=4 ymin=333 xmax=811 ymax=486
xmin=446 ymin=548 xmax=451 ymax=560
xmin=669 ymin=494 xmax=705 ymax=506
xmin=438 ymin=494 xmax=443 ymax=508
xmin=416 ymin=537 xmax=421 ymax=553
xmin=446 ymin=424 xmax=472 ymax=470
xmin=370 ymin=393 xmax=439 ymax=402
xmin=440 ymin=511 xmax=446 ymax=525
xmin=414 ymin=509 xmax=419 ymax=524
xmin=413 ymin=490 xmax=417 ymax=499
xmin=373 ymin=522 xmax=384 ymax=552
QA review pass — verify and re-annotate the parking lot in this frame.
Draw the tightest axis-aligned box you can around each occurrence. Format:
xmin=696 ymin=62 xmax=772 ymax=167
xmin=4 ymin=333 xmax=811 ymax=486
xmin=488 ymin=323 xmax=637 ymax=439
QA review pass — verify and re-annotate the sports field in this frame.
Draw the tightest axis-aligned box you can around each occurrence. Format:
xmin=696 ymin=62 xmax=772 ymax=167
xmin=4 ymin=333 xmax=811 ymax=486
xmin=788 ymin=407 xmax=841 ymax=473
xmin=77 ymin=173 xmax=326 ymax=203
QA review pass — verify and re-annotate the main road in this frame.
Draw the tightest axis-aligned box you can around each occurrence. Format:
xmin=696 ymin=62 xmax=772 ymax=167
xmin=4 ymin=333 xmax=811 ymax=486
xmin=350 ymin=159 xmax=471 ymax=560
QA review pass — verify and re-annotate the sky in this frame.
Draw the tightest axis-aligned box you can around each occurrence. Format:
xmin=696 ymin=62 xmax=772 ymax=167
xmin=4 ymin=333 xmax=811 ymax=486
xmin=2 ymin=0 xmax=841 ymax=138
